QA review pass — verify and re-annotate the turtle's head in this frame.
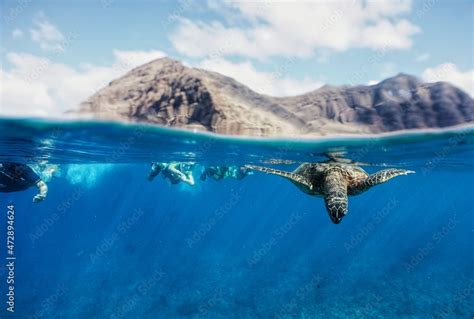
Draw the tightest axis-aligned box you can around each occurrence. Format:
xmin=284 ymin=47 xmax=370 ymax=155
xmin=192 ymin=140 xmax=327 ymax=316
xmin=325 ymin=198 xmax=348 ymax=224
xmin=328 ymin=212 xmax=345 ymax=224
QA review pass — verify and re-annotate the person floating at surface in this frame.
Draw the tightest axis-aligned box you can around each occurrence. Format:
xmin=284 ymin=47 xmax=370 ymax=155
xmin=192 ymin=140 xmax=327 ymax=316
xmin=34 ymin=161 xmax=60 ymax=180
xmin=200 ymin=166 xmax=228 ymax=181
xmin=228 ymin=166 xmax=253 ymax=180
xmin=0 ymin=162 xmax=48 ymax=203
xmin=148 ymin=162 xmax=195 ymax=185
xmin=165 ymin=162 xmax=195 ymax=185
xmin=148 ymin=162 xmax=166 ymax=181
xmin=200 ymin=166 xmax=252 ymax=181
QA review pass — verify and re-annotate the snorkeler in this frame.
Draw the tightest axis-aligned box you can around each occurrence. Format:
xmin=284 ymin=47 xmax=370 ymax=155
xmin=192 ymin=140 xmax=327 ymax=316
xmin=228 ymin=166 xmax=253 ymax=180
xmin=200 ymin=166 xmax=228 ymax=181
xmin=200 ymin=166 xmax=252 ymax=181
xmin=0 ymin=163 xmax=48 ymax=203
xmin=148 ymin=162 xmax=166 ymax=181
xmin=148 ymin=162 xmax=195 ymax=185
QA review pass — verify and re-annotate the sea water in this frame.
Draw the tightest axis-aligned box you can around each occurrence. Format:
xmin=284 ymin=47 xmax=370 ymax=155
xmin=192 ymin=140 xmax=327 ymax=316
xmin=0 ymin=118 xmax=473 ymax=318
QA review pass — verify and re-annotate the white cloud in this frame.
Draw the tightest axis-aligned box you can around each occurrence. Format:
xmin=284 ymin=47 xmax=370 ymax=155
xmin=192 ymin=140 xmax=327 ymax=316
xmin=12 ymin=29 xmax=24 ymax=39
xmin=198 ymin=58 xmax=323 ymax=96
xmin=171 ymin=0 xmax=420 ymax=60
xmin=415 ymin=53 xmax=430 ymax=62
xmin=29 ymin=11 xmax=66 ymax=52
xmin=0 ymin=50 xmax=167 ymax=117
xmin=0 ymin=68 xmax=56 ymax=116
xmin=422 ymin=63 xmax=474 ymax=96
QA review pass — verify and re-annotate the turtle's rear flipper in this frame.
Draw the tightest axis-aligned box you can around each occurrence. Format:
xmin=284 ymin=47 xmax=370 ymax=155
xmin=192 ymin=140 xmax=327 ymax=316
xmin=324 ymin=170 xmax=348 ymax=224
xmin=365 ymin=169 xmax=415 ymax=187
xmin=245 ymin=165 xmax=312 ymax=190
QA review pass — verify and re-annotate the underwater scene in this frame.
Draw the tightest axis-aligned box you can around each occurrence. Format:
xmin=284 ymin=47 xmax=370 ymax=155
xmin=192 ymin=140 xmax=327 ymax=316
xmin=0 ymin=118 xmax=473 ymax=319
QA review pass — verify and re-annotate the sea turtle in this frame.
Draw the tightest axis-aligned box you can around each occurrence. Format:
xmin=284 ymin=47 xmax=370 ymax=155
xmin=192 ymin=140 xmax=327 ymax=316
xmin=245 ymin=162 xmax=414 ymax=224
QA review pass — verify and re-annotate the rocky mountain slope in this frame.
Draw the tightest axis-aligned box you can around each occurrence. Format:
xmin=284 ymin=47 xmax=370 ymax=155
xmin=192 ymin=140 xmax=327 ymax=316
xmin=76 ymin=58 xmax=474 ymax=137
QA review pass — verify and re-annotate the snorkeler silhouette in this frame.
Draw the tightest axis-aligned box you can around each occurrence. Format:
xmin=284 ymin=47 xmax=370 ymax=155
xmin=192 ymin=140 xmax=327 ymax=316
xmin=200 ymin=166 xmax=252 ymax=181
xmin=0 ymin=163 xmax=48 ymax=203
xmin=148 ymin=162 xmax=195 ymax=185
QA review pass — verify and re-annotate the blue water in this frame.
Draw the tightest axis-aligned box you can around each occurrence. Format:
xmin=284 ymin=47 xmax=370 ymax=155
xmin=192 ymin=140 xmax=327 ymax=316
xmin=0 ymin=118 xmax=473 ymax=318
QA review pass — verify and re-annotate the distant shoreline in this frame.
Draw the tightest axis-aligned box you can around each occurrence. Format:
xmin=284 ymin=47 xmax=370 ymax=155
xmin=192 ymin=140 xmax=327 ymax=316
xmin=1 ymin=116 xmax=473 ymax=143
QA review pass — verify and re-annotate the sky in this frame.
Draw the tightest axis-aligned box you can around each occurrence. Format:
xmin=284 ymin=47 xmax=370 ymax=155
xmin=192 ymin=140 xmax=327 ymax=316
xmin=0 ymin=0 xmax=473 ymax=117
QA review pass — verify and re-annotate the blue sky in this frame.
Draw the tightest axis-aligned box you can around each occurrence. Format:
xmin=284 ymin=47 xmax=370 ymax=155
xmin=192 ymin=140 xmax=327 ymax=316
xmin=1 ymin=0 xmax=473 ymax=117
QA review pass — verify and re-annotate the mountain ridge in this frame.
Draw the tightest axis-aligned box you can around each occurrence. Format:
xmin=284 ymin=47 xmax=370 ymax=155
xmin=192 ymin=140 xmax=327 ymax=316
xmin=76 ymin=57 xmax=474 ymax=137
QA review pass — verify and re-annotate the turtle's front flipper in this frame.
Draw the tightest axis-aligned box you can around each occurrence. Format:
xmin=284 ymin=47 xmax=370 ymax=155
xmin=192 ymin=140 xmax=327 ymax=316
xmin=323 ymin=170 xmax=348 ymax=224
xmin=365 ymin=169 xmax=415 ymax=187
xmin=245 ymin=165 xmax=312 ymax=190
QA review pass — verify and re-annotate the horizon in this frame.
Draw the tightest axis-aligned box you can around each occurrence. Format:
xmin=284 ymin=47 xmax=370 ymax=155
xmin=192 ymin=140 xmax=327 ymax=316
xmin=1 ymin=0 xmax=473 ymax=117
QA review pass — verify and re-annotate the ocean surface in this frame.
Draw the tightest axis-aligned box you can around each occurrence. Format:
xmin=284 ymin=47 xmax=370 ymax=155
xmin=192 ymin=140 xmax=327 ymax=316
xmin=0 ymin=118 xmax=473 ymax=319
